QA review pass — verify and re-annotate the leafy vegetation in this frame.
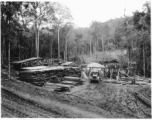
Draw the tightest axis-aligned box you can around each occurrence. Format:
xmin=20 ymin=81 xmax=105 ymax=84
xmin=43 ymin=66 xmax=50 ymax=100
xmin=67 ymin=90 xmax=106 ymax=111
xmin=1 ymin=1 xmax=151 ymax=77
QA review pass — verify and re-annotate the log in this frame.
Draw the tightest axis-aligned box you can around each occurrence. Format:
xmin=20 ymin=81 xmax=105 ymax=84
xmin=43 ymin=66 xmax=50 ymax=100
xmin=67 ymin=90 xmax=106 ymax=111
xmin=53 ymin=83 xmax=72 ymax=92
xmin=54 ymin=87 xmax=70 ymax=92
xmin=18 ymin=66 xmax=82 ymax=87
xmin=63 ymin=76 xmax=84 ymax=83
xmin=135 ymin=81 xmax=149 ymax=85
xmin=44 ymin=82 xmax=59 ymax=87
xmin=64 ymin=76 xmax=80 ymax=80
xmin=103 ymin=80 xmax=116 ymax=83
xmin=61 ymin=81 xmax=79 ymax=85
xmin=134 ymin=92 xmax=151 ymax=107
xmin=103 ymin=80 xmax=123 ymax=84
xmin=81 ymin=71 xmax=88 ymax=80
xmin=54 ymin=83 xmax=73 ymax=88
xmin=114 ymin=81 xmax=123 ymax=84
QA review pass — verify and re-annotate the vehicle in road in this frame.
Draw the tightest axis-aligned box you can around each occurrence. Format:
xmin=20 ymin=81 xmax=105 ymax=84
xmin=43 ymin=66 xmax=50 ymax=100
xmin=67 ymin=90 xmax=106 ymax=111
xmin=89 ymin=69 xmax=103 ymax=83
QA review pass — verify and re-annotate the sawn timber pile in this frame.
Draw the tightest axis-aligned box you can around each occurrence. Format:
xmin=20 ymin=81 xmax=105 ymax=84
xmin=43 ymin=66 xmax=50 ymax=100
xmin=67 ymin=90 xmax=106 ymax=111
xmin=19 ymin=66 xmax=81 ymax=86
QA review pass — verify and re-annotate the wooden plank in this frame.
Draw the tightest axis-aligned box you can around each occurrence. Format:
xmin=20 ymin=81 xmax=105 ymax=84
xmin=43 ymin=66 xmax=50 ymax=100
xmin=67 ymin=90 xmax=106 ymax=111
xmin=61 ymin=81 xmax=78 ymax=85
xmin=64 ymin=76 xmax=80 ymax=79
xmin=21 ymin=66 xmax=48 ymax=70
xmin=54 ymin=83 xmax=73 ymax=88
xmin=61 ymin=61 xmax=73 ymax=66
xmin=63 ymin=76 xmax=84 ymax=83
xmin=19 ymin=66 xmax=64 ymax=73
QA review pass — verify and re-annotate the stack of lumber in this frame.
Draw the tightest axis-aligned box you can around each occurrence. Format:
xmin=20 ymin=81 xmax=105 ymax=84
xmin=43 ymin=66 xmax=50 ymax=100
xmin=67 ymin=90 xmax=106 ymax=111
xmin=19 ymin=66 xmax=64 ymax=86
xmin=63 ymin=67 xmax=81 ymax=77
xmin=62 ymin=76 xmax=84 ymax=85
xmin=19 ymin=66 xmax=81 ymax=86
xmin=48 ymin=76 xmax=61 ymax=83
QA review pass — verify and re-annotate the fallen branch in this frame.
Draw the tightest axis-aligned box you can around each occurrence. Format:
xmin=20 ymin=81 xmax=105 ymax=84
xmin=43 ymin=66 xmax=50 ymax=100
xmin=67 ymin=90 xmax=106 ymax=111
xmin=134 ymin=92 xmax=151 ymax=107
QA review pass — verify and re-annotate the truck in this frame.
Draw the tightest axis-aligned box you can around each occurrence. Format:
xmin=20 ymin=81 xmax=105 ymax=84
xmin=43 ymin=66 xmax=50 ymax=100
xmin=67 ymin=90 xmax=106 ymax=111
xmin=88 ymin=68 xmax=103 ymax=83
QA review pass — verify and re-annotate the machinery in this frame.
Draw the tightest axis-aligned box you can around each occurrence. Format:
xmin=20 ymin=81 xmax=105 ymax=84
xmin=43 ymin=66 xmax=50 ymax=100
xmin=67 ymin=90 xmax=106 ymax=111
xmin=87 ymin=62 xmax=105 ymax=83
xmin=89 ymin=68 xmax=103 ymax=83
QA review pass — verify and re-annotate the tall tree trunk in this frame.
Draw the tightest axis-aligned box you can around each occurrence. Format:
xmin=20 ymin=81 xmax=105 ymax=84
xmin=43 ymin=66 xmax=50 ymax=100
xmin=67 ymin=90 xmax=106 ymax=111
xmin=35 ymin=27 xmax=37 ymax=57
xmin=8 ymin=20 xmax=11 ymax=79
xmin=18 ymin=32 xmax=20 ymax=60
xmin=143 ymin=43 xmax=145 ymax=77
xmin=75 ymin=46 xmax=77 ymax=57
xmin=8 ymin=40 xmax=10 ymax=79
xmin=31 ymin=39 xmax=33 ymax=57
xmin=95 ymin=41 xmax=97 ymax=53
xmin=64 ymin=51 xmax=65 ymax=61
xmin=102 ymin=35 xmax=104 ymax=52
xmin=127 ymin=39 xmax=130 ymax=68
xmin=58 ymin=27 xmax=60 ymax=59
xmin=93 ymin=43 xmax=95 ymax=54
xmin=2 ymin=35 xmax=5 ymax=67
xmin=35 ymin=22 xmax=38 ymax=57
xmin=49 ymin=35 xmax=52 ymax=58
xmin=65 ymin=36 xmax=67 ymax=61
xmin=90 ymin=40 xmax=92 ymax=56
xmin=51 ymin=41 xmax=53 ymax=58
xmin=37 ymin=29 xmax=39 ymax=57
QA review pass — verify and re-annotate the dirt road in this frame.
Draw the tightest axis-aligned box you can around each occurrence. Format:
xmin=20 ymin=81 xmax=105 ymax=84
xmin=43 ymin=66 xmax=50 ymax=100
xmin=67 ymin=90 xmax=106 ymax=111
xmin=1 ymin=77 xmax=151 ymax=118
xmin=1 ymin=79 xmax=106 ymax=118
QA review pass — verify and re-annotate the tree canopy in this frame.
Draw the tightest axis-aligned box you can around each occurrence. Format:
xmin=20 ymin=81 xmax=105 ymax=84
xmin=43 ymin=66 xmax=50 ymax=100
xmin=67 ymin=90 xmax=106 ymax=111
xmin=1 ymin=1 xmax=151 ymax=77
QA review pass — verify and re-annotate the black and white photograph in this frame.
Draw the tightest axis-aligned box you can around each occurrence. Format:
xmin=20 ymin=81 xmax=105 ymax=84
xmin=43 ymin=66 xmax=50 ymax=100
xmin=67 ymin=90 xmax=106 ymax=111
xmin=1 ymin=0 xmax=151 ymax=118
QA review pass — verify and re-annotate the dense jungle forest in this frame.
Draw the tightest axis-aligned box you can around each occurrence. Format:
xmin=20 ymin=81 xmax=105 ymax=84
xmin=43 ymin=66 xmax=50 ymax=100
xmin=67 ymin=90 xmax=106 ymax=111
xmin=1 ymin=1 xmax=151 ymax=77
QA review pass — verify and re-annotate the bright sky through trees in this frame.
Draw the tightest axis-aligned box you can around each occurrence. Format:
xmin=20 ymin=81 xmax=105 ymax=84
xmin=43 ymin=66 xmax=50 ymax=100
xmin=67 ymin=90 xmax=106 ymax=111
xmin=50 ymin=0 xmax=149 ymax=27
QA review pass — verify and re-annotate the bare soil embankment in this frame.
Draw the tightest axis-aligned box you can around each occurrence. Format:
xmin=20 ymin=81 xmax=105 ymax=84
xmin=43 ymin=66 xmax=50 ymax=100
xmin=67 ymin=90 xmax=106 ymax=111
xmin=1 ymin=78 xmax=111 ymax=118
xmin=1 ymin=73 xmax=151 ymax=118
xmin=69 ymin=81 xmax=151 ymax=118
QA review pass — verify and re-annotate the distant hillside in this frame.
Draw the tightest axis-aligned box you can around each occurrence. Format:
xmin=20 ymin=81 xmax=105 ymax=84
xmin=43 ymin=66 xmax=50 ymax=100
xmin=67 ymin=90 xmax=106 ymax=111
xmin=80 ymin=49 xmax=127 ymax=64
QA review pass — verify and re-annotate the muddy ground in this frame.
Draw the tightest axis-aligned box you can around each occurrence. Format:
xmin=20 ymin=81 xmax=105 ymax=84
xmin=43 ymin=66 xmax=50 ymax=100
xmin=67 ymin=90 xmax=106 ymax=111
xmin=1 ymin=70 xmax=151 ymax=118
xmin=69 ymin=81 xmax=151 ymax=118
